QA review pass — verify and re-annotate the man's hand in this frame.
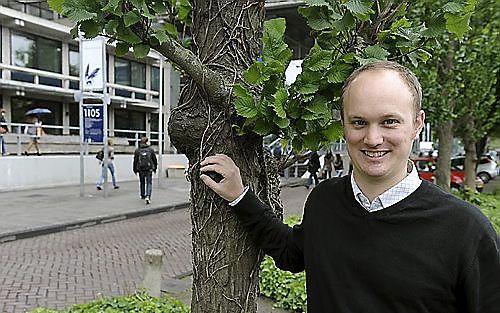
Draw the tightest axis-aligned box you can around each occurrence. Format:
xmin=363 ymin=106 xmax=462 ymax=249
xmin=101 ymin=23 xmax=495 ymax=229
xmin=200 ymin=154 xmax=245 ymax=202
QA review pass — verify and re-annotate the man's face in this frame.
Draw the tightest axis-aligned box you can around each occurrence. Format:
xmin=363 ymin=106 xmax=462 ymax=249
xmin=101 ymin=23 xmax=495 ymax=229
xmin=342 ymin=69 xmax=424 ymax=184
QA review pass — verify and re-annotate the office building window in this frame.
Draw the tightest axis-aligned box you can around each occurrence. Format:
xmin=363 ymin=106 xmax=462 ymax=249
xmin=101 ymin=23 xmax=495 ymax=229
xmin=131 ymin=61 xmax=146 ymax=89
xmin=11 ymin=97 xmax=63 ymax=135
xmin=11 ymin=32 xmax=35 ymax=68
xmin=114 ymin=58 xmax=131 ymax=85
xmin=69 ymin=46 xmax=79 ymax=76
xmin=151 ymin=66 xmax=160 ymax=91
xmin=11 ymin=32 xmax=61 ymax=73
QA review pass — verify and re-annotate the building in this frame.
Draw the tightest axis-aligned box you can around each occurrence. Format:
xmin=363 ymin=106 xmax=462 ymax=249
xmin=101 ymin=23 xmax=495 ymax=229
xmin=0 ymin=0 xmax=309 ymax=155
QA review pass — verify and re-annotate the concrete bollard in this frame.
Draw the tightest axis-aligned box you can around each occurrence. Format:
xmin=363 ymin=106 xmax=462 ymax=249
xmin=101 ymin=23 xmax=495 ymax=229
xmin=142 ymin=249 xmax=163 ymax=297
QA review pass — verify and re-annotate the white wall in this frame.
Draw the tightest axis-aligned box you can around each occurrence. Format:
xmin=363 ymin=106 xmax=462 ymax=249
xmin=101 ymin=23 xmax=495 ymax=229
xmin=0 ymin=154 xmax=188 ymax=191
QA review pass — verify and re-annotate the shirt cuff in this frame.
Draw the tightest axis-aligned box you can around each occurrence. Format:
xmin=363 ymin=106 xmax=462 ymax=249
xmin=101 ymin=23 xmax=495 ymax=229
xmin=228 ymin=186 xmax=249 ymax=206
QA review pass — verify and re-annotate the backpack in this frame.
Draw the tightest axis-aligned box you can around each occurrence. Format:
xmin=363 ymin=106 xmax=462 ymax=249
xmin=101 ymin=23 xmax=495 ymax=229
xmin=138 ymin=148 xmax=153 ymax=171
xmin=96 ymin=149 xmax=104 ymax=161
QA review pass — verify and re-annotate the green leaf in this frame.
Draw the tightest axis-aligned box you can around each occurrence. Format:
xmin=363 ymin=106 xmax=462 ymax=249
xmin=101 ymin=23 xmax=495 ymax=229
xmin=80 ymin=19 xmax=101 ymax=38
xmin=355 ymin=55 xmax=380 ymax=66
xmin=332 ymin=11 xmax=355 ymax=31
xmin=297 ymin=83 xmax=319 ymax=95
xmin=47 ymin=0 xmax=64 ymax=13
xmin=390 ymin=17 xmax=412 ymax=31
xmin=304 ymin=49 xmax=332 ymax=71
xmin=443 ymin=2 xmax=464 ymax=13
xmin=304 ymin=0 xmax=330 ymax=7
xmin=327 ymin=63 xmax=353 ymax=84
xmin=133 ymin=44 xmax=150 ymax=59
xmin=243 ymin=62 xmax=264 ymax=85
xmin=422 ymin=15 xmax=446 ymax=38
xmin=343 ymin=0 xmax=374 ymax=21
xmin=445 ymin=12 xmax=473 ymax=40
xmin=298 ymin=7 xmax=332 ymax=31
xmin=274 ymin=116 xmax=290 ymax=129
xmin=364 ymin=44 xmax=389 ymax=60
xmin=105 ymin=19 xmax=120 ymax=34
xmin=273 ymin=88 xmax=288 ymax=118
xmin=322 ymin=121 xmax=343 ymax=141
xmin=306 ymin=96 xmax=329 ymax=114
xmin=164 ymin=23 xmax=179 ymax=38
xmin=115 ymin=42 xmax=130 ymax=57
xmin=152 ymin=30 xmax=168 ymax=45
xmin=102 ymin=0 xmax=121 ymax=12
xmin=152 ymin=1 xmax=168 ymax=14
xmin=264 ymin=18 xmax=287 ymax=46
xmin=124 ymin=11 xmax=141 ymax=27
xmin=254 ymin=119 xmax=273 ymax=135
xmin=117 ymin=25 xmax=142 ymax=44
xmin=233 ymin=85 xmax=258 ymax=118
xmin=63 ymin=7 xmax=96 ymax=22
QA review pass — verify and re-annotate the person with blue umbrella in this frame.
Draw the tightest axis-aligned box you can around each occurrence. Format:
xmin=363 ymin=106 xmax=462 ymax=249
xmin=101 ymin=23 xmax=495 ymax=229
xmin=23 ymin=108 xmax=50 ymax=156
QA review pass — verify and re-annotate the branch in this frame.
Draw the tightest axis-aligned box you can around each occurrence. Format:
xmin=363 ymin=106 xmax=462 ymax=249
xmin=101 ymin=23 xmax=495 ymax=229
xmin=155 ymin=37 xmax=231 ymax=106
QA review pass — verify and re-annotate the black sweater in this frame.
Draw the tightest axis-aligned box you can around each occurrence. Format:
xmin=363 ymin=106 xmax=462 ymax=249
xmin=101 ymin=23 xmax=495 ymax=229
xmin=234 ymin=177 xmax=500 ymax=313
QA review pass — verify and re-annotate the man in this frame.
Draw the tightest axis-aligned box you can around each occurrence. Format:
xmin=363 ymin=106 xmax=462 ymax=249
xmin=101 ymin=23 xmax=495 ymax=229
xmin=0 ymin=109 xmax=9 ymax=156
xmin=133 ymin=137 xmax=157 ymax=204
xmin=200 ymin=61 xmax=499 ymax=312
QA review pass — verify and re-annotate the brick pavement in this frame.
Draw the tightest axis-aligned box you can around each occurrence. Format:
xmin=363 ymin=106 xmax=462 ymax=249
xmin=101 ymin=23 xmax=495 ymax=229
xmin=0 ymin=185 xmax=310 ymax=313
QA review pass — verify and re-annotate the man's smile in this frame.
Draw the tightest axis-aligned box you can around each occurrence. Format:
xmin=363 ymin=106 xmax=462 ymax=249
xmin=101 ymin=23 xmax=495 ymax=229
xmin=362 ymin=150 xmax=390 ymax=158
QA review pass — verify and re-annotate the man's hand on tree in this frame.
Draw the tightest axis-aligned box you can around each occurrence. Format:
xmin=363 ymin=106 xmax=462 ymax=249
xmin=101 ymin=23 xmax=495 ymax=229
xmin=200 ymin=154 xmax=245 ymax=202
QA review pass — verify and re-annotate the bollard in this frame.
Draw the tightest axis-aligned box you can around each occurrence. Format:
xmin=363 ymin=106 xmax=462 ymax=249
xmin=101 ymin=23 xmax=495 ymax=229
xmin=142 ymin=249 xmax=163 ymax=297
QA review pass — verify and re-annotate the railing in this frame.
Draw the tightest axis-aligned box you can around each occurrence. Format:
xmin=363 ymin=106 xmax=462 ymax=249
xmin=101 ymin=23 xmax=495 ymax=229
xmin=0 ymin=63 xmax=160 ymax=103
xmin=2 ymin=122 xmax=161 ymax=155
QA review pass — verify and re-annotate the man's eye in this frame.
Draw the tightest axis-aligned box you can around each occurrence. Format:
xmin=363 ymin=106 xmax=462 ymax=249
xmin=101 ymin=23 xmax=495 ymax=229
xmin=352 ymin=120 xmax=366 ymax=126
xmin=384 ymin=119 xmax=399 ymax=125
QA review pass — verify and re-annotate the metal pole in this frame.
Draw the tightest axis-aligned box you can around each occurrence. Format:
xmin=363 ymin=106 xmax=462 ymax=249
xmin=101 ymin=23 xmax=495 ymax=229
xmin=78 ymin=35 xmax=85 ymax=197
xmin=158 ymin=56 xmax=163 ymax=187
xmin=102 ymin=38 xmax=109 ymax=198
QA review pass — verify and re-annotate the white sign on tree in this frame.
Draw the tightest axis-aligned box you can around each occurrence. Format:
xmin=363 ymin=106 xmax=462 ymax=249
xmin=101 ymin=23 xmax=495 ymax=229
xmin=81 ymin=38 xmax=105 ymax=91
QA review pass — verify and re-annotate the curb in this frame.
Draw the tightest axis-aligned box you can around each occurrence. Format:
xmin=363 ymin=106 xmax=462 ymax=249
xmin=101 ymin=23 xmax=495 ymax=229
xmin=0 ymin=202 xmax=190 ymax=244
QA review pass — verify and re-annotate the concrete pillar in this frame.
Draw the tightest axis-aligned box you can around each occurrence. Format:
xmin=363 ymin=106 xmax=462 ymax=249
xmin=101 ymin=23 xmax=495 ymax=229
xmin=61 ymin=42 xmax=69 ymax=88
xmin=163 ymin=63 xmax=180 ymax=153
xmin=145 ymin=112 xmax=151 ymax=139
xmin=145 ymin=63 xmax=151 ymax=101
xmin=2 ymin=26 xmax=11 ymax=80
xmin=2 ymin=94 xmax=11 ymax=121
xmin=142 ymin=249 xmax=163 ymax=297
xmin=62 ymin=102 xmax=70 ymax=135
xmin=108 ymin=106 xmax=115 ymax=137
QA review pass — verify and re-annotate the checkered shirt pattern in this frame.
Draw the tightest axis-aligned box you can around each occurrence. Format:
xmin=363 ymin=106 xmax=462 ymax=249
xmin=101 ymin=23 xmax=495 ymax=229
xmin=351 ymin=162 xmax=421 ymax=212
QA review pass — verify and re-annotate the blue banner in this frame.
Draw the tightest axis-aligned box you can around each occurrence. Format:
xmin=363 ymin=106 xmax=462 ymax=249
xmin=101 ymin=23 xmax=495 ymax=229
xmin=83 ymin=105 xmax=103 ymax=143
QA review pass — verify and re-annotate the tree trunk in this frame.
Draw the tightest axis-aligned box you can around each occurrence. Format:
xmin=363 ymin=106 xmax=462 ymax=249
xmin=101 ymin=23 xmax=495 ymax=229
xmin=168 ymin=1 xmax=283 ymax=312
xmin=462 ymin=117 xmax=478 ymax=190
xmin=435 ymin=119 xmax=453 ymax=192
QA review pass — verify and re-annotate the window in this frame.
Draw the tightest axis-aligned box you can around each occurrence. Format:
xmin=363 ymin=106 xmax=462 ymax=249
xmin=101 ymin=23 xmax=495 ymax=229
xmin=114 ymin=58 xmax=131 ymax=85
xmin=151 ymin=66 xmax=160 ymax=91
xmin=11 ymin=32 xmax=35 ymax=68
xmin=11 ymin=97 xmax=63 ymax=135
xmin=11 ymin=32 xmax=61 ymax=73
xmin=131 ymin=61 xmax=146 ymax=89
xmin=69 ymin=46 xmax=79 ymax=76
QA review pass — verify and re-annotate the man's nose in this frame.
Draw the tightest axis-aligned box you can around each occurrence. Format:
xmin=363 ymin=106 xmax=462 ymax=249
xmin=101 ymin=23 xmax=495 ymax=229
xmin=363 ymin=125 xmax=384 ymax=146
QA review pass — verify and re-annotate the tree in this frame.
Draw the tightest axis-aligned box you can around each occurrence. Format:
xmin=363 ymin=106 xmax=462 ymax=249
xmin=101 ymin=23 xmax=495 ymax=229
xmin=48 ymin=0 xmax=475 ymax=311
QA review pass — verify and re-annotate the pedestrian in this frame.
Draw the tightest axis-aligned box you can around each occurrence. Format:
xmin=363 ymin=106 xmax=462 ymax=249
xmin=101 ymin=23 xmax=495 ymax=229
xmin=323 ymin=151 xmax=334 ymax=179
xmin=0 ymin=109 xmax=9 ymax=156
xmin=23 ymin=116 xmax=43 ymax=156
xmin=199 ymin=61 xmax=499 ymax=312
xmin=96 ymin=138 xmax=119 ymax=190
xmin=133 ymin=137 xmax=157 ymax=204
xmin=306 ymin=151 xmax=320 ymax=188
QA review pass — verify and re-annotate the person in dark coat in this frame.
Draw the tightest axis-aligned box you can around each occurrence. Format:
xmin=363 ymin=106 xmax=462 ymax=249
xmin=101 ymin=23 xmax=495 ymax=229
xmin=0 ymin=109 xmax=9 ymax=156
xmin=306 ymin=151 xmax=320 ymax=188
xmin=133 ymin=137 xmax=157 ymax=204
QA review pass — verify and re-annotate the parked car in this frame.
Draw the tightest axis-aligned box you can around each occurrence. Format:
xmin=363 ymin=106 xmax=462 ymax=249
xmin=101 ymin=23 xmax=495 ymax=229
xmin=451 ymin=156 xmax=498 ymax=183
xmin=412 ymin=157 xmax=484 ymax=192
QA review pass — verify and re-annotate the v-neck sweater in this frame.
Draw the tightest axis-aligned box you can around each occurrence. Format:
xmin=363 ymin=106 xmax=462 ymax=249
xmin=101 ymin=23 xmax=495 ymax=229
xmin=233 ymin=176 xmax=500 ymax=313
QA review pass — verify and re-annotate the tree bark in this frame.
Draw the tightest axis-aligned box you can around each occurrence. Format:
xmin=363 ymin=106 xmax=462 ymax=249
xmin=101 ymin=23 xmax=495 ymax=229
xmin=435 ymin=119 xmax=453 ymax=192
xmin=167 ymin=1 xmax=283 ymax=312
xmin=462 ymin=116 xmax=478 ymax=190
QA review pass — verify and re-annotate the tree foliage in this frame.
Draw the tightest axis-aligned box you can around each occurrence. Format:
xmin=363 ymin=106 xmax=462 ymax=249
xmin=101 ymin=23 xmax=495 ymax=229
xmin=48 ymin=0 xmax=476 ymax=153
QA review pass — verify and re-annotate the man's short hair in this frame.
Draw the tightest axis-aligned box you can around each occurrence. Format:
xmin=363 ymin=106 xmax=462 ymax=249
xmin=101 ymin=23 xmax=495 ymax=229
xmin=141 ymin=137 xmax=148 ymax=144
xmin=340 ymin=61 xmax=422 ymax=119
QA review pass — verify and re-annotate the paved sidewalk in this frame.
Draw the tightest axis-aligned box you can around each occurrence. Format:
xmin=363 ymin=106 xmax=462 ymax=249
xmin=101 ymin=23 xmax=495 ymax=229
xmin=0 ymin=177 xmax=191 ymax=243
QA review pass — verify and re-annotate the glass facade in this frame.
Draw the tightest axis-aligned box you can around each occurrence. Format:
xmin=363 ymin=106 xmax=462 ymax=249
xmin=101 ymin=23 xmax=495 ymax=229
xmin=114 ymin=58 xmax=146 ymax=89
xmin=69 ymin=46 xmax=79 ymax=76
xmin=11 ymin=32 xmax=62 ymax=73
xmin=11 ymin=97 xmax=63 ymax=135
xmin=131 ymin=61 xmax=146 ymax=89
xmin=151 ymin=66 xmax=160 ymax=91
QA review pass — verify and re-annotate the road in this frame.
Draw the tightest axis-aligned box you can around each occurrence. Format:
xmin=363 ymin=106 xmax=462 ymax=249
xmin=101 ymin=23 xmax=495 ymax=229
xmin=0 ymin=186 xmax=310 ymax=313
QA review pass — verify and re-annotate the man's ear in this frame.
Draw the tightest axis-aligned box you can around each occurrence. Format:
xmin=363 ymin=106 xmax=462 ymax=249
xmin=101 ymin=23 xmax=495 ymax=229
xmin=414 ymin=110 xmax=425 ymax=139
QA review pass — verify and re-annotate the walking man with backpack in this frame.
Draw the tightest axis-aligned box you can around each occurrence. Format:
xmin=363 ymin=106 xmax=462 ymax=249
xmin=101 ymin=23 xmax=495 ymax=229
xmin=133 ymin=137 xmax=157 ymax=204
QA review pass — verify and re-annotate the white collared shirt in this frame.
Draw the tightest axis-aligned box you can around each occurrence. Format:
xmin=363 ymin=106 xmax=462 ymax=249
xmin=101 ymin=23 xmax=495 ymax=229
xmin=351 ymin=162 xmax=421 ymax=212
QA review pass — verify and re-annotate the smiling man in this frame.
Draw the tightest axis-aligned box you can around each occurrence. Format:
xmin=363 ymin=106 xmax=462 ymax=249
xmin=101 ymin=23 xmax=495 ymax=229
xmin=200 ymin=61 xmax=500 ymax=312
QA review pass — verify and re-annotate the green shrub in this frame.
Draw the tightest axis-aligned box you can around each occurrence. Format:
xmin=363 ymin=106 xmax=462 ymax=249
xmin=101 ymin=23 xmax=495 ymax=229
xmin=28 ymin=292 xmax=189 ymax=313
xmin=455 ymin=189 xmax=500 ymax=233
xmin=259 ymin=216 xmax=307 ymax=312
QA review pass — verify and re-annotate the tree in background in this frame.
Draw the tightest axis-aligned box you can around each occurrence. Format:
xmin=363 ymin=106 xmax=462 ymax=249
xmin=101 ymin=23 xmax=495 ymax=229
xmin=48 ymin=0 xmax=475 ymax=311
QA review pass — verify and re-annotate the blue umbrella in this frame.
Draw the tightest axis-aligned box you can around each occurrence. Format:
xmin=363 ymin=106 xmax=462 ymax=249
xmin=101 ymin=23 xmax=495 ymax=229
xmin=25 ymin=108 xmax=52 ymax=116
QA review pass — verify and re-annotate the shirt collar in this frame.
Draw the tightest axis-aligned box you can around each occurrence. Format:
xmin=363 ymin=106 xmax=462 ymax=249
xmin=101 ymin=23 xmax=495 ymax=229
xmin=351 ymin=161 xmax=421 ymax=212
